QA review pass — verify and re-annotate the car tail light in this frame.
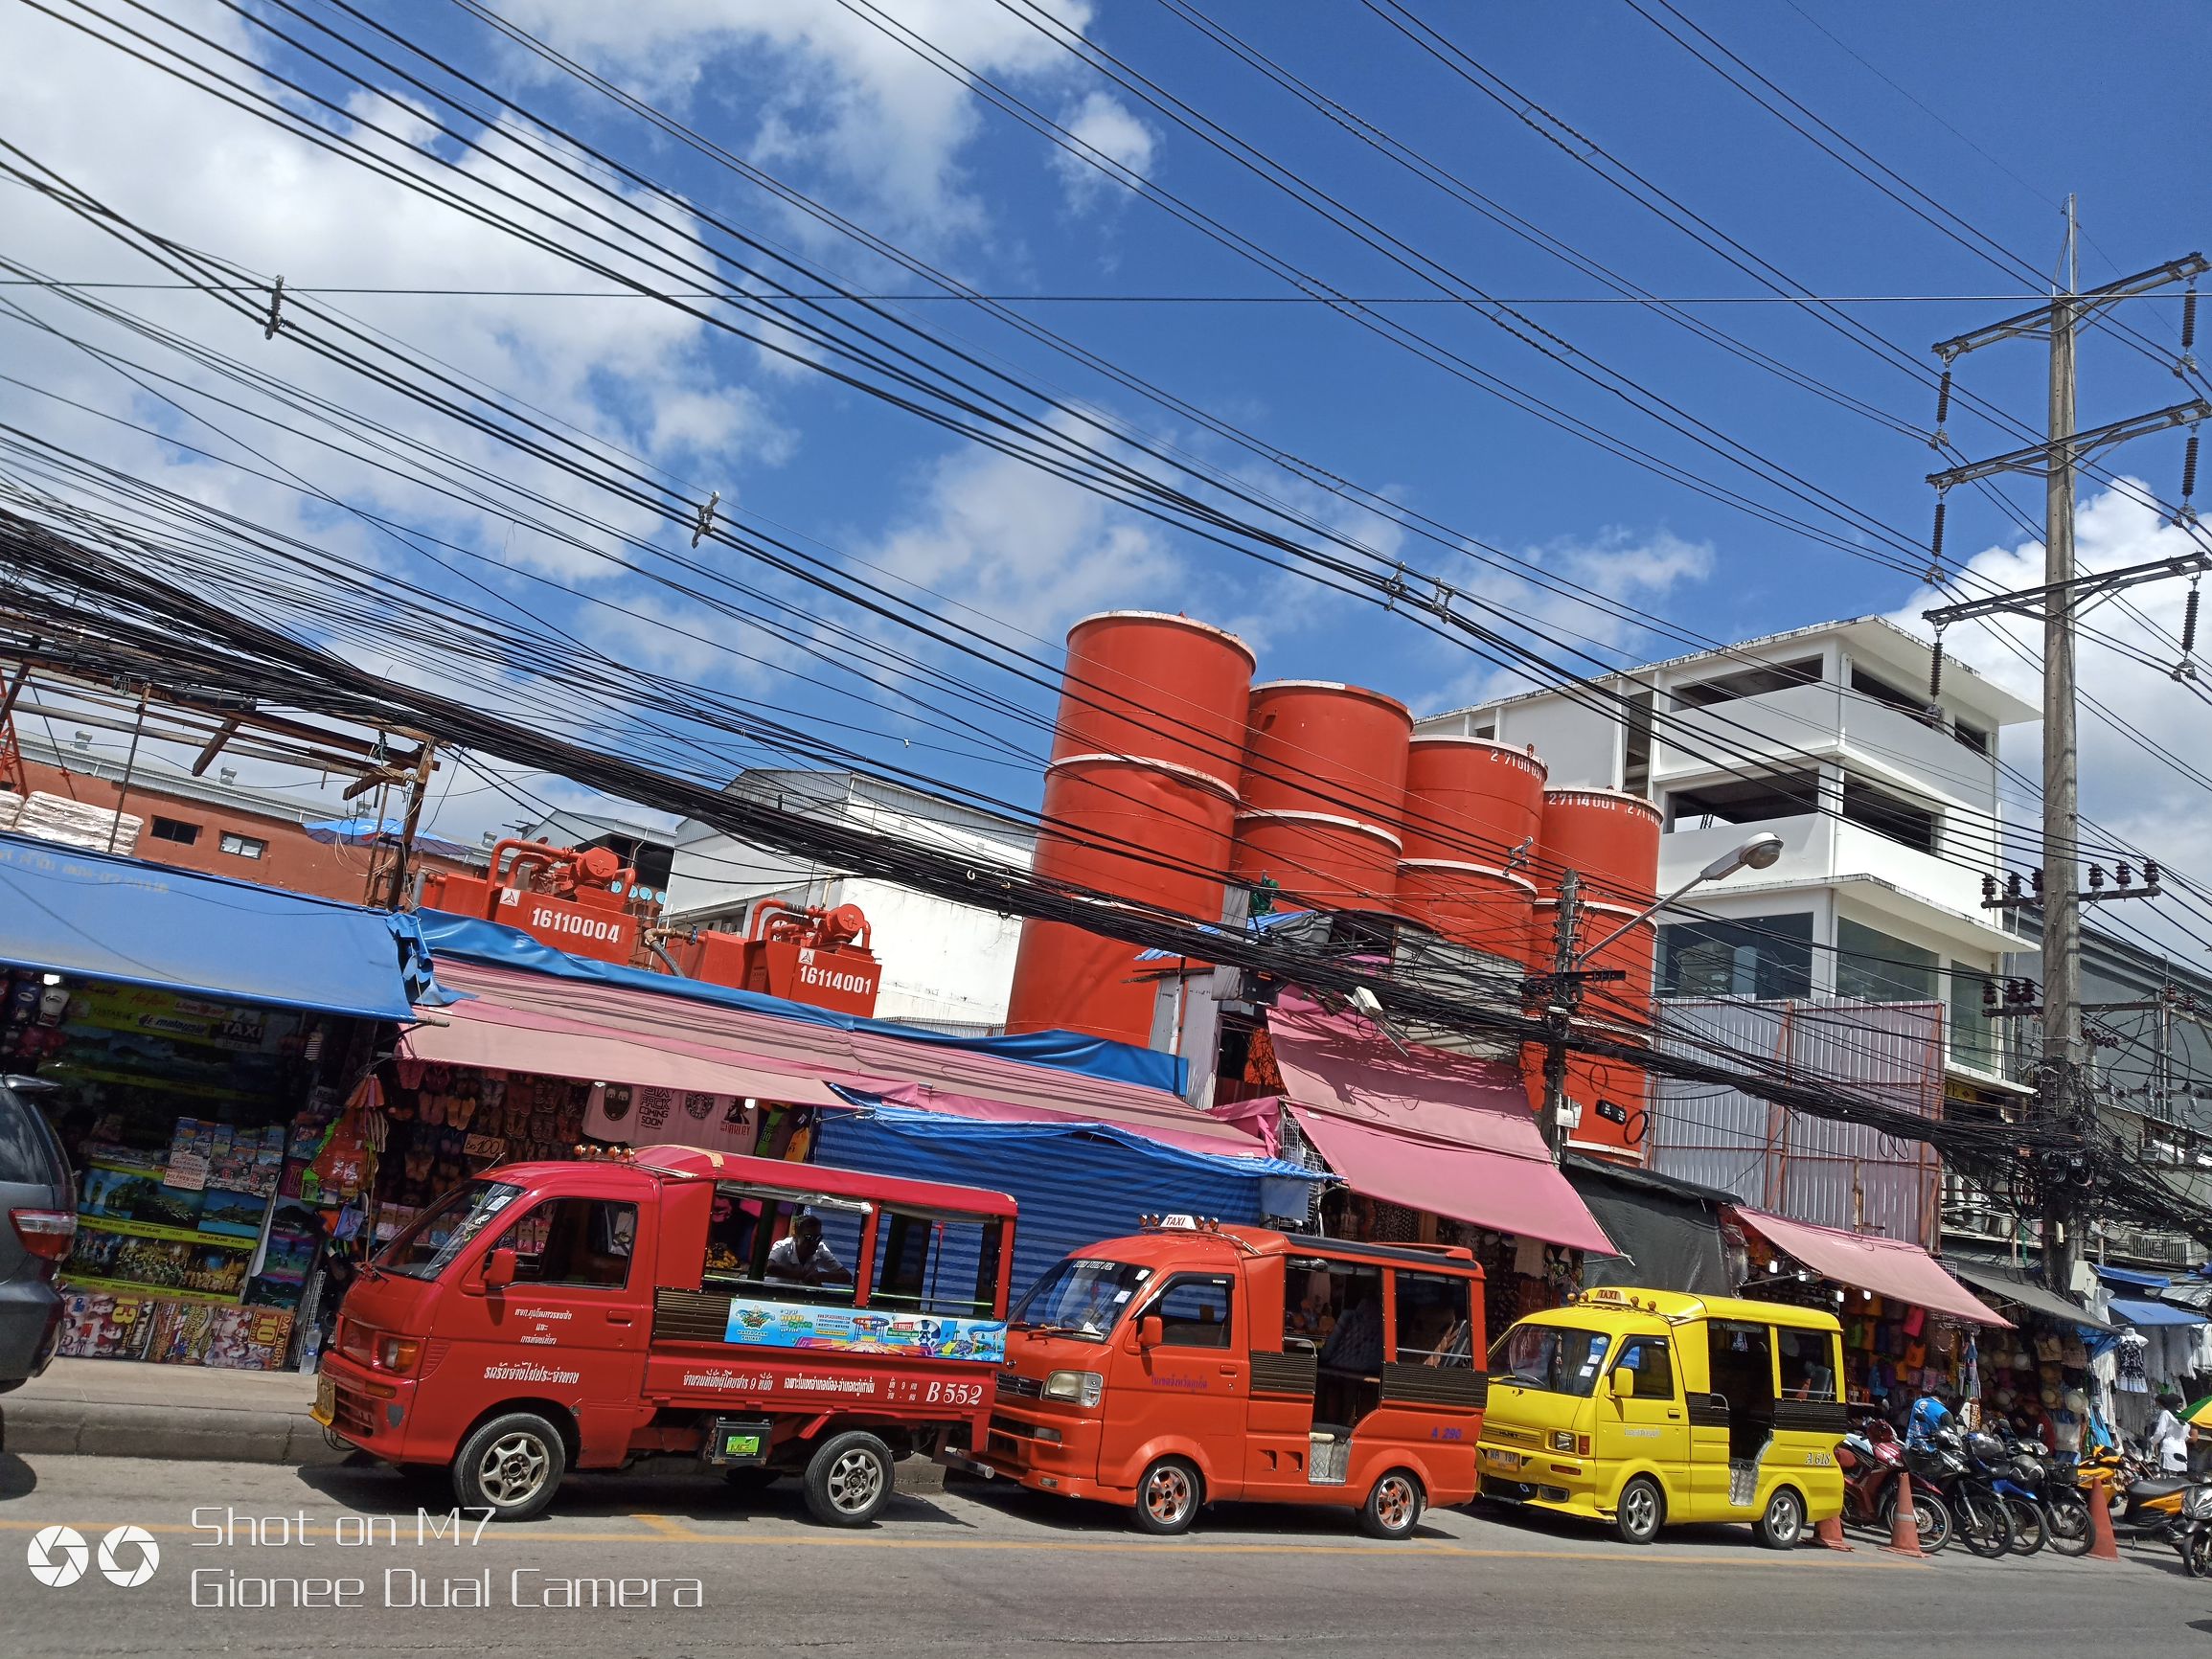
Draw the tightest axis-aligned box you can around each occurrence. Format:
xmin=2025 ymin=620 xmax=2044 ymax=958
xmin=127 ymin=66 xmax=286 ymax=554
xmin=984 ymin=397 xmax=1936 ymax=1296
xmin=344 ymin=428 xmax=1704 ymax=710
xmin=10 ymin=1207 xmax=75 ymax=1261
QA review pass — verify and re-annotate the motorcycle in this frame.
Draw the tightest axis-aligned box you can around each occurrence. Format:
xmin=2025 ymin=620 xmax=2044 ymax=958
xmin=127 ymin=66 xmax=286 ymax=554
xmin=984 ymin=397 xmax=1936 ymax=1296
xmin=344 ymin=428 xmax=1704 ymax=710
xmin=2096 ymin=1451 xmax=2212 ymax=1570
xmin=1961 ymin=1428 xmax=2047 ymax=1556
xmin=1837 ymin=1418 xmax=1951 ymax=1554
xmin=1996 ymin=1428 xmax=2093 ymax=1558
xmin=1908 ymin=1426 xmax=2015 ymax=1558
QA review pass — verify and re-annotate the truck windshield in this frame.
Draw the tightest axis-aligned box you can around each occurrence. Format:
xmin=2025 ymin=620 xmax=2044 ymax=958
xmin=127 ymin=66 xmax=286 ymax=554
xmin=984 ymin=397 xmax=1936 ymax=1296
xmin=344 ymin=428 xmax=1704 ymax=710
xmin=1492 ymin=1324 xmax=1611 ymax=1398
xmin=376 ymin=1180 xmax=526 ymax=1281
xmin=1011 ymin=1258 xmax=1152 ymax=1340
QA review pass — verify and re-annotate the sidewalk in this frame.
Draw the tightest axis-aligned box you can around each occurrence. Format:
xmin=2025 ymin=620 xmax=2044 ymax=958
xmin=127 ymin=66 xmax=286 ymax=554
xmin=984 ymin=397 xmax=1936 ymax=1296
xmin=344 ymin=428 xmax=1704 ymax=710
xmin=2 ymin=1357 xmax=344 ymax=1466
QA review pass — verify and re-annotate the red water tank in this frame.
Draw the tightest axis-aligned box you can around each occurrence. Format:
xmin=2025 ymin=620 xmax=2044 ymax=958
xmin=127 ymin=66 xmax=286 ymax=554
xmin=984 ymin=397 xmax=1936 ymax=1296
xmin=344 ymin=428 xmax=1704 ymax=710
xmin=1240 ymin=680 xmax=1412 ymax=830
xmin=1049 ymin=610 xmax=1255 ymax=785
xmin=1396 ymin=859 xmax=1537 ymax=962
xmin=1536 ymin=786 xmax=1663 ymax=908
xmin=1526 ymin=895 xmax=1655 ymax=1162
xmin=1006 ymin=757 xmax=1242 ymax=1043
xmin=1401 ymin=736 xmax=1547 ymax=866
xmin=1229 ymin=809 xmax=1402 ymax=913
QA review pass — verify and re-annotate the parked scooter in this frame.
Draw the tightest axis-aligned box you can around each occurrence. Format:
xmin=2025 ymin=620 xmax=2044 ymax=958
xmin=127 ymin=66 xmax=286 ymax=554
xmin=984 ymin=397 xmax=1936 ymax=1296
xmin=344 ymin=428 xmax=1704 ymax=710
xmin=1961 ymin=1428 xmax=2047 ymax=1556
xmin=1907 ymin=1426 xmax=2015 ymax=1558
xmin=1995 ymin=1426 xmax=2092 ymax=1558
xmin=2096 ymin=1450 xmax=2212 ymax=1570
xmin=1838 ymin=1418 xmax=1951 ymax=1554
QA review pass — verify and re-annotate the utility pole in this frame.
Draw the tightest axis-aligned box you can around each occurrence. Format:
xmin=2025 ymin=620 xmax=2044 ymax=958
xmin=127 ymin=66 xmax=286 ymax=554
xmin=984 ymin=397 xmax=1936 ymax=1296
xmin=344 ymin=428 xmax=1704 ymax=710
xmin=1925 ymin=208 xmax=2209 ymax=1296
xmin=2042 ymin=198 xmax=2085 ymax=1300
xmin=1539 ymin=870 xmax=1582 ymax=1160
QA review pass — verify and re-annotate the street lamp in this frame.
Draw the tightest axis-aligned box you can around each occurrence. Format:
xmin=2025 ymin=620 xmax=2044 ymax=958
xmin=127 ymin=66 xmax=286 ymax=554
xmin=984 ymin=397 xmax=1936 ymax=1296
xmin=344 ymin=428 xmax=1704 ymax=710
xmin=1574 ymin=830 xmax=1785 ymax=964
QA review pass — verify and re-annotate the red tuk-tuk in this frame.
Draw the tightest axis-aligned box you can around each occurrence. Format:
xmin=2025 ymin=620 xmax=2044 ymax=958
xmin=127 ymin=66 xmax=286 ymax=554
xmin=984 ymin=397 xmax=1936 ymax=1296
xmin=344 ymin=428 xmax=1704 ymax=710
xmin=315 ymin=1146 xmax=1015 ymax=1524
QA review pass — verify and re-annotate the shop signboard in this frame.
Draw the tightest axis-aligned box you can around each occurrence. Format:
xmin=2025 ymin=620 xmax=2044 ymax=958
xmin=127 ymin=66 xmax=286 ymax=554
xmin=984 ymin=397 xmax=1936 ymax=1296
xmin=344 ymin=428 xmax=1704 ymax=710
xmin=718 ymin=1297 xmax=1005 ymax=1364
xmin=70 ymin=985 xmax=295 ymax=1053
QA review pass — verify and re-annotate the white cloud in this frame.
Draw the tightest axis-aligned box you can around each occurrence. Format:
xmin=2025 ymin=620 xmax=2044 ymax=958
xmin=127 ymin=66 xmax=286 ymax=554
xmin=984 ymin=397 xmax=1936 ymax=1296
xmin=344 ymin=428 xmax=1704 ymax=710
xmin=1051 ymin=90 xmax=1158 ymax=212
xmin=501 ymin=0 xmax=1105 ymax=245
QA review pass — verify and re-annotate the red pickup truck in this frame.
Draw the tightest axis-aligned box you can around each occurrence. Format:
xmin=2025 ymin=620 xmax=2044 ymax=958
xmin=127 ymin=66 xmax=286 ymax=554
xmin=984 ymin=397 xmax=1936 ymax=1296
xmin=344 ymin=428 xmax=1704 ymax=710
xmin=316 ymin=1146 xmax=1015 ymax=1524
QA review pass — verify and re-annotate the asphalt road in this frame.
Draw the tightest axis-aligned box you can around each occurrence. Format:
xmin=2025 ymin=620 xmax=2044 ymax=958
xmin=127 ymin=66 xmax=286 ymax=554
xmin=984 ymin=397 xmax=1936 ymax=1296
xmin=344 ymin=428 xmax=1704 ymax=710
xmin=3 ymin=1451 xmax=2207 ymax=1657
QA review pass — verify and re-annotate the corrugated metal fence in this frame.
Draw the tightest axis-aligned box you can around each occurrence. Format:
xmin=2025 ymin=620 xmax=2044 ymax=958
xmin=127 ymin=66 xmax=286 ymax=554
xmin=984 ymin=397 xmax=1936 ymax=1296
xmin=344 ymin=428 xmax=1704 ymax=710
xmin=1647 ymin=998 xmax=1946 ymax=1247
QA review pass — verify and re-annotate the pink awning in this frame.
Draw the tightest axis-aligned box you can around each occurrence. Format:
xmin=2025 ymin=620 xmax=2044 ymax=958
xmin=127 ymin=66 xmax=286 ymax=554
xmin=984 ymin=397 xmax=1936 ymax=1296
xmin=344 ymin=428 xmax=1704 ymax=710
xmin=1731 ymin=1207 xmax=2012 ymax=1328
xmin=869 ymin=1081 xmax=1276 ymax=1161
xmin=1264 ymin=993 xmax=1616 ymax=1255
xmin=407 ymin=960 xmax=1249 ymax=1151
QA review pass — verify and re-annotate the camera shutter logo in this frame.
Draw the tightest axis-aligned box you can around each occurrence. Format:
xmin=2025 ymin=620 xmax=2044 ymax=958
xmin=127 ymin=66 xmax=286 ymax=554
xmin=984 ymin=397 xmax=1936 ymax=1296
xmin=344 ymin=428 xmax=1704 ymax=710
xmin=26 ymin=1525 xmax=88 ymax=1588
xmin=98 ymin=1525 xmax=160 ymax=1587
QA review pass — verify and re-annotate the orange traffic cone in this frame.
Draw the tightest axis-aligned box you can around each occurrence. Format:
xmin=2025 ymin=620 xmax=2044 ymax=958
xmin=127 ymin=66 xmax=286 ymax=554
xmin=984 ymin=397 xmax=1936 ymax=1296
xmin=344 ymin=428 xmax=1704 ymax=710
xmin=1814 ymin=1509 xmax=1855 ymax=1553
xmin=2086 ymin=1473 xmax=2122 ymax=1562
xmin=1881 ymin=1469 xmax=1926 ymax=1558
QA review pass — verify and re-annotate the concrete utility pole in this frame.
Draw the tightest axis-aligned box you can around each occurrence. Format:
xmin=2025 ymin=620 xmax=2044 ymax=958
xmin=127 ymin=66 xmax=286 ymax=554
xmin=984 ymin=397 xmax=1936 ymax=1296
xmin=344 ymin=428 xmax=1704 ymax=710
xmin=1925 ymin=207 xmax=2210 ymax=1296
xmin=2041 ymin=198 xmax=2084 ymax=1297
xmin=1539 ymin=870 xmax=1581 ymax=1160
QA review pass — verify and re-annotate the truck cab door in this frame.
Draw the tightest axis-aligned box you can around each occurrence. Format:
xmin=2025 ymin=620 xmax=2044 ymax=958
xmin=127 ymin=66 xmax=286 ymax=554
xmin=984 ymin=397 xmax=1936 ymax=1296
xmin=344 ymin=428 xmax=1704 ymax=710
xmin=1604 ymin=1335 xmax=1690 ymax=1507
xmin=1099 ymin=1271 xmax=1245 ymax=1497
xmin=434 ymin=1193 xmax=651 ymax=1466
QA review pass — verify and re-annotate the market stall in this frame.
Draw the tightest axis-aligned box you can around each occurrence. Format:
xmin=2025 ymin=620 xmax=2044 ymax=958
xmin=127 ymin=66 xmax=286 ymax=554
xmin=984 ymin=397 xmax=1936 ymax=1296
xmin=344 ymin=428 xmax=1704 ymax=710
xmin=0 ymin=831 xmax=421 ymax=1370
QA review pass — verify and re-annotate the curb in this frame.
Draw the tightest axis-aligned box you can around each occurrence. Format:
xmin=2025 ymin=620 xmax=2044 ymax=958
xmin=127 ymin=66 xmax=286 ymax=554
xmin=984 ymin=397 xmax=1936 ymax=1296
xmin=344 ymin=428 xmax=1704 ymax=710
xmin=1 ymin=1399 xmax=954 ymax=1490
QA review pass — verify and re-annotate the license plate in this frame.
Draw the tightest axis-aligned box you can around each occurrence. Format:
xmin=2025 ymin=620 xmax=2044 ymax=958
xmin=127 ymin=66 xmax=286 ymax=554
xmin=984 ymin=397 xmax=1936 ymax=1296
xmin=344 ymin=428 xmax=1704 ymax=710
xmin=1485 ymin=1448 xmax=1525 ymax=1470
xmin=311 ymin=1374 xmax=335 ymax=1427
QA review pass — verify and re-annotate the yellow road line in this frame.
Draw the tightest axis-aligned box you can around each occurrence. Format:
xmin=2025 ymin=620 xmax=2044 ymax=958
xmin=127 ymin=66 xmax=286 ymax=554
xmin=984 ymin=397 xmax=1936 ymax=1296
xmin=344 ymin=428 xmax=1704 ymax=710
xmin=0 ymin=1513 xmax=1927 ymax=1566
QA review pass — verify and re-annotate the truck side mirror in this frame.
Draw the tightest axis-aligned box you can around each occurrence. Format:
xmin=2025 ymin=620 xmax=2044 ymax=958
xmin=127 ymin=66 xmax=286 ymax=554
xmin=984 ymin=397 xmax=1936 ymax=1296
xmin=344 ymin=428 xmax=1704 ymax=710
xmin=482 ymin=1247 xmax=517 ymax=1290
xmin=1610 ymin=1365 xmax=1636 ymax=1399
xmin=1138 ymin=1314 xmax=1165 ymax=1352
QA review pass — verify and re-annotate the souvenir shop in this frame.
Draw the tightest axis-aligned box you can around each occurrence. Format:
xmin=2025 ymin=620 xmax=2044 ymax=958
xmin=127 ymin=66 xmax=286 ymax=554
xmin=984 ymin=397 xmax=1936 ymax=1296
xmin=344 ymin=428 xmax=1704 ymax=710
xmin=0 ymin=835 xmax=422 ymax=1371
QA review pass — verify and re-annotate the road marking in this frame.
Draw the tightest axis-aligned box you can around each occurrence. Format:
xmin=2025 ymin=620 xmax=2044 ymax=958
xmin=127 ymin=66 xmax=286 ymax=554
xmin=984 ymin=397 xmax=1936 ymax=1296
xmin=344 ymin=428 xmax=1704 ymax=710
xmin=0 ymin=1513 xmax=1931 ymax=1567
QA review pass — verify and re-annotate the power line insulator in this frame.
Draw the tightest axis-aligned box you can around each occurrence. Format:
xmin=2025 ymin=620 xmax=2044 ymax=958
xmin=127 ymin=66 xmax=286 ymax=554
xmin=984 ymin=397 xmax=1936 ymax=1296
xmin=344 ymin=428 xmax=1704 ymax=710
xmin=1982 ymin=978 xmax=1998 ymax=1011
xmin=2088 ymin=864 xmax=2107 ymax=890
xmin=1931 ymin=370 xmax=1952 ymax=447
xmin=2006 ymin=871 xmax=2023 ymax=900
xmin=2031 ymin=867 xmax=2045 ymax=898
xmin=1981 ymin=873 xmax=1997 ymax=905
xmin=2117 ymin=860 xmax=2134 ymax=887
xmin=1927 ymin=634 xmax=1945 ymax=703
xmin=2145 ymin=858 xmax=2162 ymax=887
xmin=2184 ymin=286 xmax=2199 ymax=353
xmin=1925 ymin=500 xmax=1948 ymax=584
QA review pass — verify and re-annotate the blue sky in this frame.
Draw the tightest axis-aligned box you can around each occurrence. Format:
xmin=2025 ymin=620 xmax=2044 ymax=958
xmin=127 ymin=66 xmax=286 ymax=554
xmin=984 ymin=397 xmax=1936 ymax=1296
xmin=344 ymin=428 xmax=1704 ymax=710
xmin=2 ymin=0 xmax=2207 ymax=875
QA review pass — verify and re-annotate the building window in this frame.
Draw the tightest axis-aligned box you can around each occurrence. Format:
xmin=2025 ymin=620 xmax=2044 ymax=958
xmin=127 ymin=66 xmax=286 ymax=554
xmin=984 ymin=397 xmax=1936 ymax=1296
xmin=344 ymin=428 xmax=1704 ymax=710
xmin=1658 ymin=912 xmax=1814 ymax=1000
xmin=1848 ymin=663 xmax=1926 ymax=716
xmin=1835 ymin=918 xmax=1939 ymax=1003
xmin=1664 ymin=768 xmax=1820 ymax=830
xmin=1471 ymin=722 xmax=1495 ymax=740
xmin=1838 ymin=773 xmax=1939 ymax=855
xmin=1950 ymin=964 xmax=2001 ymax=1073
xmin=1673 ymin=656 xmax=1821 ymax=710
xmin=1622 ymin=690 xmax=1654 ymax=799
xmin=1953 ymin=720 xmax=1991 ymax=756
xmin=148 ymin=816 xmax=200 ymax=846
xmin=217 ymin=831 xmax=267 ymax=861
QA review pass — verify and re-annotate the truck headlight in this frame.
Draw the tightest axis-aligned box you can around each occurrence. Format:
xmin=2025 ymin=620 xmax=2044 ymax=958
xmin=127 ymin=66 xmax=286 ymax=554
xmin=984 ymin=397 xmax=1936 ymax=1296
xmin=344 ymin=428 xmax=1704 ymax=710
xmin=1042 ymin=1370 xmax=1105 ymax=1407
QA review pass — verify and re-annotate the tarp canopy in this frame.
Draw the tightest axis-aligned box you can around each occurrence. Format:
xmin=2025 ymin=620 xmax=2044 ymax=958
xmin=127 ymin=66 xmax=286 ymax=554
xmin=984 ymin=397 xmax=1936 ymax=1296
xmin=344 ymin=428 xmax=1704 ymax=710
xmin=2096 ymin=1264 xmax=2172 ymax=1291
xmin=417 ymin=910 xmax=1184 ymax=1095
xmin=1259 ymin=993 xmax=1616 ymax=1255
xmin=304 ymin=818 xmax=485 ymax=865
xmin=1731 ymin=1207 xmax=2011 ymax=1328
xmin=1930 ymin=1251 xmax=2110 ymax=1330
xmin=1568 ymin=1157 xmax=1732 ymax=1296
xmin=404 ymin=958 xmax=1252 ymax=1152
xmin=2109 ymin=1294 xmax=2205 ymax=1329
xmin=845 ymin=1081 xmax=1279 ymax=1163
xmin=814 ymin=1105 xmax=1327 ymax=1299
xmin=0 ymin=830 xmax=419 ymax=1021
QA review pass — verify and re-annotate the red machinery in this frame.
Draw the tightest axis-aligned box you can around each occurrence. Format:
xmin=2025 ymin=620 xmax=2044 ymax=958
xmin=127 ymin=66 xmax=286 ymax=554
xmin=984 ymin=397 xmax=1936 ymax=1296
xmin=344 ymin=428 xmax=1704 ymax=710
xmin=420 ymin=838 xmax=646 ymax=965
xmin=663 ymin=899 xmax=883 ymax=1017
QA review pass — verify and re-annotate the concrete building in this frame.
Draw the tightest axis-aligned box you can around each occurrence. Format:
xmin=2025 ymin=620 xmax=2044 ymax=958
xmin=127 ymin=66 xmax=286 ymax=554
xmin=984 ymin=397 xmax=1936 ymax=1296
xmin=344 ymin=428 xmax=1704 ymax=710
xmin=1417 ymin=617 xmax=2037 ymax=1096
xmin=664 ymin=770 xmax=1034 ymax=1034
xmin=11 ymin=734 xmax=485 ymax=904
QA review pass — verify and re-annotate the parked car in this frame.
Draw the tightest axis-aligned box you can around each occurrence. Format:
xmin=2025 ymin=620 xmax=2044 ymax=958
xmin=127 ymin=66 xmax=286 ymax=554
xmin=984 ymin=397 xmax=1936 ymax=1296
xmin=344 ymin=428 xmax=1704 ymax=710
xmin=0 ymin=1077 xmax=75 ymax=1402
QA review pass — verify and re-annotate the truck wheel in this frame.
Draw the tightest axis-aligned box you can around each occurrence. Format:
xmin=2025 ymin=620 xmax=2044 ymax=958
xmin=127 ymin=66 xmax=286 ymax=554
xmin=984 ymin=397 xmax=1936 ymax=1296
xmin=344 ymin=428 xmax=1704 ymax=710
xmin=1614 ymin=1475 xmax=1665 ymax=1545
xmin=803 ymin=1431 xmax=894 ymax=1527
xmin=1133 ymin=1456 xmax=1202 ymax=1535
xmin=1359 ymin=1469 xmax=1425 ymax=1540
xmin=1757 ymin=1485 xmax=1806 ymax=1550
xmin=451 ymin=1412 xmax=567 ymax=1522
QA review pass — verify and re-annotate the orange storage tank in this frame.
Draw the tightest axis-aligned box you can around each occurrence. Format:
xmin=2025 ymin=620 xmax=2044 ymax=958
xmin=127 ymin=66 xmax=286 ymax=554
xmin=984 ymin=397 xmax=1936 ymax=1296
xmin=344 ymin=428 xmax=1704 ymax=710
xmin=1524 ymin=893 xmax=1655 ymax=1162
xmin=1005 ymin=755 xmax=1240 ymax=1044
xmin=1048 ymin=610 xmax=1255 ymax=787
xmin=1519 ymin=1046 xmax=1652 ymax=1163
xmin=1536 ymin=786 xmax=1662 ymax=908
xmin=1400 ymin=736 xmax=1547 ymax=866
xmin=1240 ymin=680 xmax=1411 ymax=831
xmin=1395 ymin=859 xmax=1536 ymax=962
xmin=1229 ymin=809 xmax=1401 ymax=913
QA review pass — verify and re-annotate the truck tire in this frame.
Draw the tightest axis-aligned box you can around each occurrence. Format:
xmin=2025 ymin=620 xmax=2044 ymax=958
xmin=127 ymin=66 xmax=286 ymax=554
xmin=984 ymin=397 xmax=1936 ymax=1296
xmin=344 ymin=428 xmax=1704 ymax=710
xmin=1756 ymin=1485 xmax=1806 ymax=1550
xmin=1359 ymin=1469 xmax=1425 ymax=1540
xmin=1132 ymin=1456 xmax=1202 ymax=1535
xmin=451 ymin=1411 xmax=567 ymax=1522
xmin=803 ymin=1430 xmax=894 ymax=1527
xmin=1614 ymin=1475 xmax=1664 ymax=1545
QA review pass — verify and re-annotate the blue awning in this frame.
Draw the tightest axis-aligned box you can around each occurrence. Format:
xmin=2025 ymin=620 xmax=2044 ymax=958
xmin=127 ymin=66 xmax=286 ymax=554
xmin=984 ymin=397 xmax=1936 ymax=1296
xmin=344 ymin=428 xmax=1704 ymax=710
xmin=2096 ymin=1264 xmax=2172 ymax=1291
xmin=0 ymin=830 xmax=420 ymax=1021
xmin=2109 ymin=1295 xmax=2204 ymax=1329
xmin=416 ymin=909 xmax=1186 ymax=1096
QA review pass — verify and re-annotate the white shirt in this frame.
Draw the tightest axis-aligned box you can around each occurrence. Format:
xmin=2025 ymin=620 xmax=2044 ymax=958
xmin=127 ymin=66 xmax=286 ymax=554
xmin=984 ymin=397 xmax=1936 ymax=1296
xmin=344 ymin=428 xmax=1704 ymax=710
xmin=2153 ymin=1409 xmax=2191 ymax=1472
xmin=765 ymin=1234 xmax=846 ymax=1286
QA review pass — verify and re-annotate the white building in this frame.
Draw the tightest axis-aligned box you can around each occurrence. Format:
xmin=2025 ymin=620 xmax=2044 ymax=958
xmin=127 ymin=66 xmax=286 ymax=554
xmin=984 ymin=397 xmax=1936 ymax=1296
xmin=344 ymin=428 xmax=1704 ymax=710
xmin=663 ymin=770 xmax=1034 ymax=1033
xmin=1417 ymin=617 xmax=2038 ymax=1093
